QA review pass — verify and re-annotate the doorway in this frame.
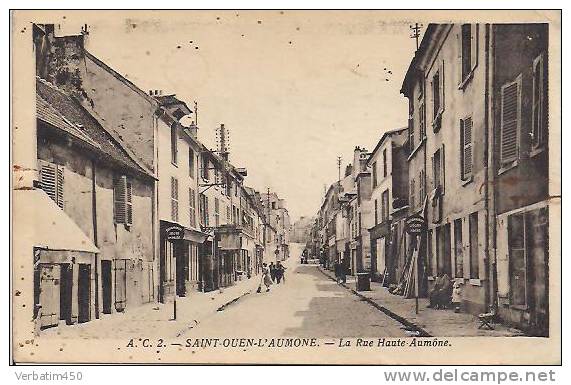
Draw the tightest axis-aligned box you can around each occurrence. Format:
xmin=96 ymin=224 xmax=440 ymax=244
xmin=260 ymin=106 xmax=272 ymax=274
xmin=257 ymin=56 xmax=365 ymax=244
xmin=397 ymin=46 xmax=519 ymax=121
xmin=59 ymin=264 xmax=73 ymax=324
xmin=77 ymin=264 xmax=91 ymax=323
xmin=101 ymin=260 xmax=112 ymax=314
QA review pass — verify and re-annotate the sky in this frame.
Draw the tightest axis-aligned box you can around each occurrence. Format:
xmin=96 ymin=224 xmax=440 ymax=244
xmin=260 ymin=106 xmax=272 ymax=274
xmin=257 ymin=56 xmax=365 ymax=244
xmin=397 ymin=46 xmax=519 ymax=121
xmin=55 ymin=11 xmax=419 ymax=221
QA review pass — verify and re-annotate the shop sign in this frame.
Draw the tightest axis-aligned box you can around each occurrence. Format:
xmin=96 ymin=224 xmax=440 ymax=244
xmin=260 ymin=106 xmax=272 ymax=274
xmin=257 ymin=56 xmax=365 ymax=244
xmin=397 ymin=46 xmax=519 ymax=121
xmin=405 ymin=214 xmax=426 ymax=235
xmin=166 ymin=225 xmax=184 ymax=241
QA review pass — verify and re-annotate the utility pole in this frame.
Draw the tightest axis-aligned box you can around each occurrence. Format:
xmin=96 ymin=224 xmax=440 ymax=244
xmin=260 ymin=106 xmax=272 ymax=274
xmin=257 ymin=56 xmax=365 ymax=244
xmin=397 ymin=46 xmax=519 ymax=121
xmin=409 ymin=23 xmax=423 ymax=50
xmin=337 ymin=156 xmax=342 ymax=183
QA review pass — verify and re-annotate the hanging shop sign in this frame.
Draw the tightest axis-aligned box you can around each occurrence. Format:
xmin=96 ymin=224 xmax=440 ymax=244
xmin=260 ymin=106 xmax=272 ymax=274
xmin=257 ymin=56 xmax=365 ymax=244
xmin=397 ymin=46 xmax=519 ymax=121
xmin=405 ymin=214 xmax=426 ymax=235
xmin=166 ymin=225 xmax=185 ymax=242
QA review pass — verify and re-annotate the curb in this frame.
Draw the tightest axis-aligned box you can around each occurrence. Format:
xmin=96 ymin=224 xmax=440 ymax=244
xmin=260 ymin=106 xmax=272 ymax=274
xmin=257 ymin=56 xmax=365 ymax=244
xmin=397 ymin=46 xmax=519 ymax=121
xmin=318 ymin=267 xmax=432 ymax=337
xmin=216 ymin=291 xmax=251 ymax=311
xmin=175 ymin=289 xmax=252 ymax=337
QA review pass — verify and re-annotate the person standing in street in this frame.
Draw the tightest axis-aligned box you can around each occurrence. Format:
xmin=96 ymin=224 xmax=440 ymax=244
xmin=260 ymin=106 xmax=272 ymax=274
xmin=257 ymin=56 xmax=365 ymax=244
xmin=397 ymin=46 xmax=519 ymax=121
xmin=340 ymin=257 xmax=347 ymax=284
xmin=334 ymin=260 xmax=341 ymax=283
xmin=276 ymin=261 xmax=286 ymax=284
xmin=261 ymin=263 xmax=273 ymax=292
xmin=269 ymin=262 xmax=276 ymax=282
xmin=275 ymin=261 xmax=283 ymax=284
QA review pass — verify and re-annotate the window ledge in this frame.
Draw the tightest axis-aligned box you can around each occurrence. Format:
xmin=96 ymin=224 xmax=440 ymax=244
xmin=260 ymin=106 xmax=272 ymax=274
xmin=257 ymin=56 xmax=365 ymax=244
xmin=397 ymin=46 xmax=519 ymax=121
xmin=461 ymin=176 xmax=473 ymax=186
xmin=509 ymin=304 xmax=529 ymax=311
xmin=407 ymin=137 xmax=426 ymax=161
xmin=530 ymin=146 xmax=545 ymax=158
xmin=469 ymin=278 xmax=481 ymax=286
xmin=498 ymin=160 xmax=518 ymax=176
xmin=457 ymin=70 xmax=475 ymax=90
xmin=432 ymin=113 xmax=442 ymax=133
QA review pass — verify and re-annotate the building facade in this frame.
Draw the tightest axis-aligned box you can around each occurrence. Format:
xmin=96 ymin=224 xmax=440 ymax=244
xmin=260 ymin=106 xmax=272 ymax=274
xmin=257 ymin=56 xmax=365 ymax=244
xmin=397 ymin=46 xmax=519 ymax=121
xmin=367 ymin=127 xmax=409 ymax=283
xmin=34 ymin=77 xmax=156 ymax=330
xmin=399 ymin=23 xmax=555 ymax=335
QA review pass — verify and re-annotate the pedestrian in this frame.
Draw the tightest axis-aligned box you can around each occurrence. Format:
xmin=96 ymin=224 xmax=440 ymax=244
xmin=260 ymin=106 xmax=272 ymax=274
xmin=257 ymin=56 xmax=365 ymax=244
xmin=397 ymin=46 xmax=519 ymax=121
xmin=340 ymin=257 xmax=347 ymax=284
xmin=259 ymin=263 xmax=272 ymax=292
xmin=275 ymin=261 xmax=283 ymax=284
xmin=334 ymin=260 xmax=341 ymax=283
xmin=269 ymin=262 xmax=276 ymax=282
xmin=277 ymin=261 xmax=286 ymax=284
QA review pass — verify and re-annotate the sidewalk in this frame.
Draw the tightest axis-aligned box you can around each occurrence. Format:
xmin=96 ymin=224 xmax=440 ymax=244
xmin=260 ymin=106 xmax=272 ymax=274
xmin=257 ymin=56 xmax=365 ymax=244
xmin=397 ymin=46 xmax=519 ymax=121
xmin=319 ymin=267 xmax=524 ymax=337
xmin=38 ymin=276 xmax=261 ymax=340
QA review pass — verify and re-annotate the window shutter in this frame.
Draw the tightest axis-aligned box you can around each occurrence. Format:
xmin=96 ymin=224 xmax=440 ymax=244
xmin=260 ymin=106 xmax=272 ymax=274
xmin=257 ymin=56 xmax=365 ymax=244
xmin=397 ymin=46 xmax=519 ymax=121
xmin=456 ymin=31 xmax=462 ymax=86
xmin=439 ymin=60 xmax=445 ymax=113
xmin=441 ymin=144 xmax=446 ymax=194
xmin=532 ymin=54 xmax=545 ymax=149
xmin=189 ymin=148 xmax=195 ymax=177
xmin=125 ymin=181 xmax=133 ymax=225
xmin=114 ymin=176 xmax=127 ymax=224
xmin=189 ymin=188 xmax=196 ymax=227
xmin=204 ymin=196 xmax=209 ymax=226
xmin=500 ymin=76 xmax=521 ymax=165
xmin=470 ymin=24 xmax=478 ymax=72
xmin=39 ymin=161 xmax=64 ymax=209
xmin=463 ymin=117 xmax=473 ymax=179
xmin=171 ymin=177 xmax=179 ymax=222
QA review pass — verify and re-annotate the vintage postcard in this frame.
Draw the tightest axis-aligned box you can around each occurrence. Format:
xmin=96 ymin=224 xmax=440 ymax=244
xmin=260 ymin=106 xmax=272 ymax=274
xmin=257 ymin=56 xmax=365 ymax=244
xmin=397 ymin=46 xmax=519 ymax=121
xmin=10 ymin=9 xmax=561 ymax=365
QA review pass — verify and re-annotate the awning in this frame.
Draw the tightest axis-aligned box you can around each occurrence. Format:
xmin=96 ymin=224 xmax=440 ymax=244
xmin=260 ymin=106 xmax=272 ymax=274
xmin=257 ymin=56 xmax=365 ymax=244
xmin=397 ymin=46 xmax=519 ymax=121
xmin=184 ymin=228 xmax=208 ymax=243
xmin=13 ymin=189 xmax=99 ymax=253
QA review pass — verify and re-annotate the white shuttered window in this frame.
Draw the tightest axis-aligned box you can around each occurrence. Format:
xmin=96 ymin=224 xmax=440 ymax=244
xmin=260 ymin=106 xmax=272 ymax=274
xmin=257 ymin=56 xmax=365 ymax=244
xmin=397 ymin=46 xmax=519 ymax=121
xmin=460 ymin=117 xmax=473 ymax=180
xmin=500 ymin=75 xmax=522 ymax=166
xmin=114 ymin=175 xmax=132 ymax=225
xmin=39 ymin=160 xmax=64 ymax=209
xmin=171 ymin=177 xmax=179 ymax=222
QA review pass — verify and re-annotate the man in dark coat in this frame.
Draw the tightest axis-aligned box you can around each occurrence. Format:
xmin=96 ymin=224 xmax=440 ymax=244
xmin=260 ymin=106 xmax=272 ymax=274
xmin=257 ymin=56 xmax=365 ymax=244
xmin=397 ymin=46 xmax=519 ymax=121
xmin=269 ymin=262 xmax=276 ymax=282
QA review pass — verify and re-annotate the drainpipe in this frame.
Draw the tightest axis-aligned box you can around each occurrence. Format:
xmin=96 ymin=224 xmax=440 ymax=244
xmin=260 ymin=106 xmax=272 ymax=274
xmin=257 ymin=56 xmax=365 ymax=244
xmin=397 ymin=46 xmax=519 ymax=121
xmin=91 ymin=158 xmax=99 ymax=319
xmin=483 ymin=24 xmax=497 ymax=310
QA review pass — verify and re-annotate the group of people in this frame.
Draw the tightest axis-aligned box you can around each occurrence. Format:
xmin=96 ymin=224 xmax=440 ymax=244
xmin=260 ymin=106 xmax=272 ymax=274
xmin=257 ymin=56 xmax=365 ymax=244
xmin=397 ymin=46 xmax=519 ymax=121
xmin=260 ymin=261 xmax=286 ymax=292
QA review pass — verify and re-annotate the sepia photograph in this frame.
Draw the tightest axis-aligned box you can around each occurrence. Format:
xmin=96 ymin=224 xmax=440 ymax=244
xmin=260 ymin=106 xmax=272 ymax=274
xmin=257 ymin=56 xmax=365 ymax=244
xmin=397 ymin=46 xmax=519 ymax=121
xmin=10 ymin=9 xmax=561 ymax=365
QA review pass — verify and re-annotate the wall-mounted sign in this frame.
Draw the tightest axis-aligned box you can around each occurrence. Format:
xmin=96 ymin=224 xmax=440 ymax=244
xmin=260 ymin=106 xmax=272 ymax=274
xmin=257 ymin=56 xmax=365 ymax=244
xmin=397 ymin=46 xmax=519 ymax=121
xmin=405 ymin=214 xmax=426 ymax=235
xmin=166 ymin=225 xmax=184 ymax=241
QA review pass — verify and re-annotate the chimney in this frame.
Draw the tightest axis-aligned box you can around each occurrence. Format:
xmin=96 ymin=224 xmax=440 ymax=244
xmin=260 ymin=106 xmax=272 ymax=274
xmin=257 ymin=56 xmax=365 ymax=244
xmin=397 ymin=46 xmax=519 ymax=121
xmin=344 ymin=164 xmax=353 ymax=177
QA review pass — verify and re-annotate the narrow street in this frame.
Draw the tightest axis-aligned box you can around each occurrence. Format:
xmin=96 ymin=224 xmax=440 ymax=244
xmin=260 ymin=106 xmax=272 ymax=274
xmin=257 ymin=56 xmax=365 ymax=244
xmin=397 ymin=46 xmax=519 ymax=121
xmin=180 ymin=243 xmax=407 ymax=339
